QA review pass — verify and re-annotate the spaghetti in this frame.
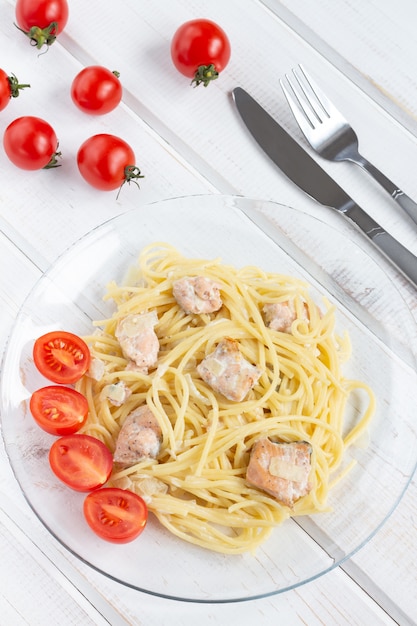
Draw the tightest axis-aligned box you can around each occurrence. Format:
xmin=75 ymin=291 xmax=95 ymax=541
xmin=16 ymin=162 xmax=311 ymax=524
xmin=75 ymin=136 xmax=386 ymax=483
xmin=77 ymin=242 xmax=375 ymax=554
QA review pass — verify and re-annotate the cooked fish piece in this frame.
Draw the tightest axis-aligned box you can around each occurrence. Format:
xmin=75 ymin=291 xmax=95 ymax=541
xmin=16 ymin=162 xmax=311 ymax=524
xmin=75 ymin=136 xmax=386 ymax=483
xmin=113 ymin=405 xmax=162 ymax=467
xmin=263 ymin=300 xmax=308 ymax=333
xmin=246 ymin=438 xmax=312 ymax=508
xmin=115 ymin=311 xmax=159 ymax=373
xmin=173 ymin=276 xmax=222 ymax=314
xmin=197 ymin=337 xmax=263 ymax=402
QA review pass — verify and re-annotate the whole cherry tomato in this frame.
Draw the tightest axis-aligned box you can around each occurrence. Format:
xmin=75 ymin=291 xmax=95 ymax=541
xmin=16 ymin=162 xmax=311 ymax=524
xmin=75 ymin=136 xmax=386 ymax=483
xmin=33 ymin=331 xmax=90 ymax=384
xmin=3 ymin=116 xmax=61 ymax=170
xmin=71 ymin=66 xmax=122 ymax=115
xmin=15 ymin=0 xmax=69 ymax=49
xmin=171 ymin=19 xmax=231 ymax=87
xmin=0 ymin=69 xmax=30 ymax=111
xmin=77 ymin=134 xmax=144 ymax=194
xmin=84 ymin=488 xmax=148 ymax=543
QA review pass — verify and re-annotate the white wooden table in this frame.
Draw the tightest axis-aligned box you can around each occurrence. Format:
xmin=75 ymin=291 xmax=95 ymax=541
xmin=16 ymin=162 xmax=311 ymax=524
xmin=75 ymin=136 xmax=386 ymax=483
xmin=1 ymin=0 xmax=416 ymax=624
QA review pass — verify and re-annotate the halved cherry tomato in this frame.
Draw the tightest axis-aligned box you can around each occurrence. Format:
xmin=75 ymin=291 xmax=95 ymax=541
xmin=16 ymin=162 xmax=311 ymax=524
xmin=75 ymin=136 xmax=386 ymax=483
xmin=33 ymin=331 xmax=90 ymax=384
xmin=30 ymin=386 xmax=88 ymax=436
xmin=3 ymin=116 xmax=61 ymax=170
xmin=0 ymin=69 xmax=30 ymax=111
xmin=77 ymin=134 xmax=144 ymax=193
xmin=15 ymin=0 xmax=69 ymax=49
xmin=171 ymin=19 xmax=231 ymax=87
xmin=71 ymin=66 xmax=122 ymax=115
xmin=83 ymin=487 xmax=148 ymax=543
xmin=49 ymin=434 xmax=113 ymax=492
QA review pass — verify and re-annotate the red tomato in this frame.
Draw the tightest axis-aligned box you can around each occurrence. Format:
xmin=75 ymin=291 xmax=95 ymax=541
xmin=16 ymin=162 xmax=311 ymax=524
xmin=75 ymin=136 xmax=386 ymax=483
xmin=0 ymin=69 xmax=30 ymax=111
xmin=49 ymin=434 xmax=113 ymax=492
xmin=33 ymin=331 xmax=90 ymax=384
xmin=84 ymin=488 xmax=148 ymax=543
xmin=71 ymin=66 xmax=122 ymax=115
xmin=77 ymin=134 xmax=144 ymax=193
xmin=15 ymin=0 xmax=69 ymax=49
xmin=3 ymin=116 xmax=60 ymax=170
xmin=30 ymin=386 xmax=88 ymax=436
xmin=171 ymin=19 xmax=231 ymax=87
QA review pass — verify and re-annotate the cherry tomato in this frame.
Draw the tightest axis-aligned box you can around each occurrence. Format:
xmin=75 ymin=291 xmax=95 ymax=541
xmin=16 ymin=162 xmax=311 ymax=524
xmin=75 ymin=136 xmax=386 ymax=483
xmin=30 ymin=386 xmax=88 ymax=436
xmin=15 ymin=0 xmax=69 ymax=49
xmin=33 ymin=331 xmax=90 ymax=384
xmin=84 ymin=488 xmax=148 ymax=543
xmin=171 ymin=19 xmax=231 ymax=87
xmin=0 ymin=69 xmax=30 ymax=111
xmin=77 ymin=134 xmax=144 ymax=193
xmin=49 ymin=434 xmax=113 ymax=492
xmin=3 ymin=116 xmax=61 ymax=170
xmin=71 ymin=66 xmax=122 ymax=115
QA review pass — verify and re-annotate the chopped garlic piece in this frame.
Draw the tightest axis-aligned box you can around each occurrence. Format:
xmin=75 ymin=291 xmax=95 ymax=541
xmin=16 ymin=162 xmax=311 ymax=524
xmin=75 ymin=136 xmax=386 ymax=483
xmin=100 ymin=381 xmax=132 ymax=406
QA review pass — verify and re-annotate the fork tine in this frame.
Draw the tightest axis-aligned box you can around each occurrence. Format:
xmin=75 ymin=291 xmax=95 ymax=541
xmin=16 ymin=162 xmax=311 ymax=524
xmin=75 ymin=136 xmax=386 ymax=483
xmin=282 ymin=68 xmax=325 ymax=127
xmin=297 ymin=65 xmax=333 ymax=114
xmin=280 ymin=64 xmax=347 ymax=137
xmin=294 ymin=66 xmax=329 ymax=121
xmin=279 ymin=73 xmax=318 ymax=135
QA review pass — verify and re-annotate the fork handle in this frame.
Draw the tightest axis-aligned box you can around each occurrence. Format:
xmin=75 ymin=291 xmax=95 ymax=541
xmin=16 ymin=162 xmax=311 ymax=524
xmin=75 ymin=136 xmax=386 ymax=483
xmin=345 ymin=203 xmax=417 ymax=288
xmin=356 ymin=155 xmax=417 ymax=225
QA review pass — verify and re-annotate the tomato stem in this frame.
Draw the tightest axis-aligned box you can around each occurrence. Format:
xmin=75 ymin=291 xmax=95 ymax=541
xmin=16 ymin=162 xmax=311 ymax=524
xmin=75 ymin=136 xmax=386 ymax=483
xmin=117 ymin=166 xmax=145 ymax=199
xmin=191 ymin=64 xmax=219 ymax=88
xmin=44 ymin=151 xmax=62 ymax=169
xmin=7 ymin=74 xmax=30 ymax=98
xmin=14 ymin=21 xmax=59 ymax=49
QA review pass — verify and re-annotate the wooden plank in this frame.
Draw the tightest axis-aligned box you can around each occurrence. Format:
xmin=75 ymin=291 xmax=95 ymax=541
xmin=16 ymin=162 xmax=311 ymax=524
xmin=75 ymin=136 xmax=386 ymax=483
xmin=261 ymin=0 xmax=417 ymax=137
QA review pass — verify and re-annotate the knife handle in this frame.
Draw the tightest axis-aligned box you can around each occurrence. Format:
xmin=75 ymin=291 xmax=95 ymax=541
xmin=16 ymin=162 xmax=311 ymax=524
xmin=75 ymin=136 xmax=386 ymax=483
xmin=345 ymin=204 xmax=417 ymax=288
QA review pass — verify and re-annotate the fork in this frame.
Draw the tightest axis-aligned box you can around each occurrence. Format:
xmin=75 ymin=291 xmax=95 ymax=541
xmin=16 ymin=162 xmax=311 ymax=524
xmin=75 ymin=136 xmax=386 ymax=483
xmin=280 ymin=64 xmax=417 ymax=226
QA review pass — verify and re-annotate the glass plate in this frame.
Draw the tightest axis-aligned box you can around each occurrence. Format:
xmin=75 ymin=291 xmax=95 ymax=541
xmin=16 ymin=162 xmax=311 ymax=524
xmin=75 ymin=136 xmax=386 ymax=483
xmin=1 ymin=195 xmax=417 ymax=602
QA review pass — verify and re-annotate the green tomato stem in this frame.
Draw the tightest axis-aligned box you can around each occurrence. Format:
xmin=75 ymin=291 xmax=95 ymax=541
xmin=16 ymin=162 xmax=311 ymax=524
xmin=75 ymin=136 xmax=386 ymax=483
xmin=117 ymin=166 xmax=145 ymax=199
xmin=8 ymin=74 xmax=30 ymax=98
xmin=14 ymin=21 xmax=59 ymax=49
xmin=191 ymin=64 xmax=219 ymax=88
xmin=43 ymin=152 xmax=62 ymax=169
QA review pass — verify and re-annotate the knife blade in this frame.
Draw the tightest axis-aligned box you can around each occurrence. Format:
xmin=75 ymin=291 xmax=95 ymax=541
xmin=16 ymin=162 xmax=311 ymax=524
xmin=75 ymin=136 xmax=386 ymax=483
xmin=232 ymin=86 xmax=417 ymax=289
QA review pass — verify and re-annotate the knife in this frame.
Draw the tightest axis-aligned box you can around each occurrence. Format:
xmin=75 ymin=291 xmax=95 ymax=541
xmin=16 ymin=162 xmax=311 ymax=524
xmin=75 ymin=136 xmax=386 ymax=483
xmin=232 ymin=87 xmax=417 ymax=289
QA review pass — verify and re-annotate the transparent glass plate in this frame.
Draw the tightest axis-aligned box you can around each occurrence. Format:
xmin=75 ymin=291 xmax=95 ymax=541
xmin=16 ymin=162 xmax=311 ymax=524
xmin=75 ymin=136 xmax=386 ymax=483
xmin=1 ymin=195 xmax=416 ymax=602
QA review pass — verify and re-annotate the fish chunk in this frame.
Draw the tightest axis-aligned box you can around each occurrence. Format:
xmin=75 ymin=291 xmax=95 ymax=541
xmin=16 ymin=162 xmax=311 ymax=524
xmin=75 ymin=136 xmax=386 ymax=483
xmin=246 ymin=438 xmax=312 ymax=508
xmin=173 ymin=276 xmax=222 ymax=314
xmin=115 ymin=311 xmax=159 ymax=373
xmin=113 ymin=405 xmax=162 ymax=467
xmin=197 ymin=337 xmax=262 ymax=402
xmin=263 ymin=301 xmax=308 ymax=333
